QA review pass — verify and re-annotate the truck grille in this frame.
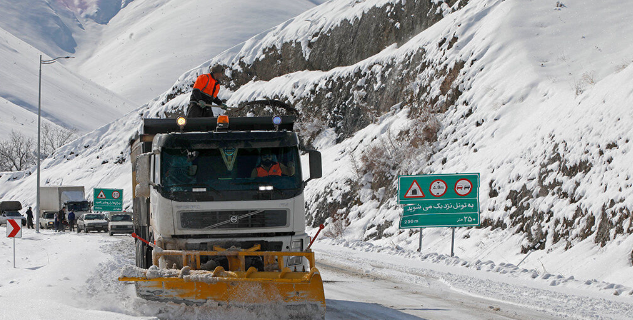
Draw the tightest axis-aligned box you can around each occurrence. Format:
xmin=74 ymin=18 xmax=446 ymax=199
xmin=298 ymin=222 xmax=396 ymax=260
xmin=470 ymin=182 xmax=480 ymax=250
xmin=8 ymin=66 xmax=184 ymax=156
xmin=180 ymin=210 xmax=288 ymax=229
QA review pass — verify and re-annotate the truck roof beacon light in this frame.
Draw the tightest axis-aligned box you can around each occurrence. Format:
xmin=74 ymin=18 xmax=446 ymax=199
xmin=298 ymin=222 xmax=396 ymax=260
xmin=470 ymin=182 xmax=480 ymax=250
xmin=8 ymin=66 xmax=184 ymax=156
xmin=176 ymin=117 xmax=187 ymax=132
xmin=273 ymin=116 xmax=282 ymax=131
xmin=217 ymin=115 xmax=229 ymax=130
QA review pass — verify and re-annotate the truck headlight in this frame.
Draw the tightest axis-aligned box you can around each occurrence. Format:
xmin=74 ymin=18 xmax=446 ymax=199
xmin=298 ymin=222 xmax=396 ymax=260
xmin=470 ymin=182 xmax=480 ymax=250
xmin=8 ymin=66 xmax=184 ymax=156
xmin=291 ymin=239 xmax=303 ymax=252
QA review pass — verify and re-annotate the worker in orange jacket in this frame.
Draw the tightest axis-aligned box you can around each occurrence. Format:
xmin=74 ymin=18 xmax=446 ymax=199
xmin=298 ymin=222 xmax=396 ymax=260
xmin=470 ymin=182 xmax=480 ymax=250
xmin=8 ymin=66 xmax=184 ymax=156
xmin=251 ymin=149 xmax=295 ymax=178
xmin=187 ymin=65 xmax=227 ymax=117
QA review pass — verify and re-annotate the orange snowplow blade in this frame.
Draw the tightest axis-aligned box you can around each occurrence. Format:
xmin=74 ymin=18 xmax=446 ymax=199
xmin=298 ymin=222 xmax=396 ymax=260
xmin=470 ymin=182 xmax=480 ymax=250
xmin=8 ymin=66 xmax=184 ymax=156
xmin=119 ymin=249 xmax=325 ymax=316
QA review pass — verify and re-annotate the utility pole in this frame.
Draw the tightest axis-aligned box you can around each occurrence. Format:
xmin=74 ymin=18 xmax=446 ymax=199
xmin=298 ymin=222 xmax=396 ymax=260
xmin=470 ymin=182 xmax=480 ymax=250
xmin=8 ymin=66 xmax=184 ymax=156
xmin=36 ymin=55 xmax=74 ymax=233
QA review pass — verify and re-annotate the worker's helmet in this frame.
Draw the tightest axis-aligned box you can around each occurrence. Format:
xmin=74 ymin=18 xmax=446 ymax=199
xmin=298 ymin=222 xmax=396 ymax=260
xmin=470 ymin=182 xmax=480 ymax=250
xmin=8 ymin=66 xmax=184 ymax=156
xmin=210 ymin=65 xmax=225 ymax=75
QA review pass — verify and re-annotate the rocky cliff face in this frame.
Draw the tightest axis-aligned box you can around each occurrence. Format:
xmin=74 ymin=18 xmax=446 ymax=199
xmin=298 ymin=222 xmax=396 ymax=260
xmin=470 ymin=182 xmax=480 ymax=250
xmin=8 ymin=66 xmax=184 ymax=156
xmin=227 ymin=0 xmax=462 ymax=85
xmin=163 ymin=0 xmax=466 ymax=142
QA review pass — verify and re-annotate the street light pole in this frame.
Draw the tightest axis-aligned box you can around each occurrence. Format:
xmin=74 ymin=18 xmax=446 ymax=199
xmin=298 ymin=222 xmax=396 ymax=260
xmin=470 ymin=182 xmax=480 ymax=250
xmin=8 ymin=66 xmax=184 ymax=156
xmin=35 ymin=55 xmax=73 ymax=233
xmin=36 ymin=55 xmax=42 ymax=233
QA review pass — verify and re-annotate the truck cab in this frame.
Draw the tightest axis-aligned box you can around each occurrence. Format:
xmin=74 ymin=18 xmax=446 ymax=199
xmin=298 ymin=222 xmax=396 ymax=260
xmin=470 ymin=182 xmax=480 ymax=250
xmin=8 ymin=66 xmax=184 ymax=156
xmin=131 ymin=115 xmax=322 ymax=271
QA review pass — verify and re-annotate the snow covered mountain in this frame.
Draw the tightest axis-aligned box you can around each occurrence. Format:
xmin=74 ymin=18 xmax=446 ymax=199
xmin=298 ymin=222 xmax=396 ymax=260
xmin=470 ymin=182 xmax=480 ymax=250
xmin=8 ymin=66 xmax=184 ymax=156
xmin=0 ymin=0 xmax=326 ymax=105
xmin=0 ymin=25 xmax=134 ymax=139
xmin=1 ymin=0 xmax=632 ymax=294
xmin=0 ymin=0 xmax=324 ymax=137
xmin=67 ymin=0 xmax=324 ymax=104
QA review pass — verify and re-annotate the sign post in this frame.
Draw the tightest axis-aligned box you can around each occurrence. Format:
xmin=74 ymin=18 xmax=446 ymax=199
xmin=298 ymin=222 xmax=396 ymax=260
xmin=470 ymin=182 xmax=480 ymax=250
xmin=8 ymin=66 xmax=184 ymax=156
xmin=93 ymin=188 xmax=123 ymax=212
xmin=7 ymin=219 xmax=22 ymax=268
xmin=451 ymin=227 xmax=455 ymax=257
xmin=398 ymin=173 xmax=480 ymax=255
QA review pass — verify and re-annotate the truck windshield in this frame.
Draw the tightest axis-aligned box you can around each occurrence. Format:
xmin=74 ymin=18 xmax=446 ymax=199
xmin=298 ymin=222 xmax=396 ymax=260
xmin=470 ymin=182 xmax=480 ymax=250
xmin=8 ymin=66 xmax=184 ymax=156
xmin=111 ymin=215 xmax=132 ymax=221
xmin=161 ymin=147 xmax=302 ymax=192
xmin=67 ymin=201 xmax=90 ymax=212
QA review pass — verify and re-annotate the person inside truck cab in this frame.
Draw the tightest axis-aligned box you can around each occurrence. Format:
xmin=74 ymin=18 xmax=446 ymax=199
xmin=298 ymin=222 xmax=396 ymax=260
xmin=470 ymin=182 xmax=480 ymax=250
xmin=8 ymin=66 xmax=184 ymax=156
xmin=186 ymin=65 xmax=227 ymax=118
xmin=251 ymin=149 xmax=295 ymax=178
xmin=163 ymin=153 xmax=197 ymax=186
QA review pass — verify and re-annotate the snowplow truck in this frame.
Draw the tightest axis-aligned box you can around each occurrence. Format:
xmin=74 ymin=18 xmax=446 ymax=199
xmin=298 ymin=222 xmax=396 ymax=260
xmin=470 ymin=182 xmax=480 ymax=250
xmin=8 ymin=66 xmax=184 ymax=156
xmin=121 ymin=114 xmax=325 ymax=317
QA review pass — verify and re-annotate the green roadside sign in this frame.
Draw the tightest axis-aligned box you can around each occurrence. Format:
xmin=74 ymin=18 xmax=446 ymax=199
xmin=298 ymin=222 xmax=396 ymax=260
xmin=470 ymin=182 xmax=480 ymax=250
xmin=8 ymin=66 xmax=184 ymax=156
xmin=398 ymin=173 xmax=480 ymax=228
xmin=400 ymin=213 xmax=479 ymax=229
xmin=93 ymin=188 xmax=123 ymax=211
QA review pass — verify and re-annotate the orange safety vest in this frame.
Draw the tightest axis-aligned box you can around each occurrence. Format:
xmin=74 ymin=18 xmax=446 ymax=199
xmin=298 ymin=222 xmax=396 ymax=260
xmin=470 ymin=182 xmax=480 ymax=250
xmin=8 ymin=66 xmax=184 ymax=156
xmin=193 ymin=74 xmax=220 ymax=98
xmin=256 ymin=163 xmax=282 ymax=177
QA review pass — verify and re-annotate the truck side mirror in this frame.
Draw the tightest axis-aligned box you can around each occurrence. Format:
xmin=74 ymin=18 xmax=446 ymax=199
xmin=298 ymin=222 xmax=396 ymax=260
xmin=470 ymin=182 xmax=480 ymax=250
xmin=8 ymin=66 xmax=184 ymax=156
xmin=135 ymin=153 xmax=151 ymax=198
xmin=308 ymin=150 xmax=322 ymax=180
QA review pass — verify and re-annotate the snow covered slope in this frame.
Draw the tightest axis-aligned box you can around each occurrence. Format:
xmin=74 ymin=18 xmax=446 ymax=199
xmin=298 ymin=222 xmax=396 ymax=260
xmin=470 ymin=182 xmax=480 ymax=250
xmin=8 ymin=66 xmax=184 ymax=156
xmin=296 ymin=0 xmax=633 ymax=286
xmin=1 ymin=0 xmax=631 ymax=294
xmin=0 ymin=26 xmax=135 ymax=138
xmin=1 ymin=231 xmax=631 ymax=319
xmin=68 ymin=0 xmax=322 ymax=104
xmin=0 ymin=0 xmax=324 ymax=105
xmin=0 ymin=0 xmax=84 ymax=57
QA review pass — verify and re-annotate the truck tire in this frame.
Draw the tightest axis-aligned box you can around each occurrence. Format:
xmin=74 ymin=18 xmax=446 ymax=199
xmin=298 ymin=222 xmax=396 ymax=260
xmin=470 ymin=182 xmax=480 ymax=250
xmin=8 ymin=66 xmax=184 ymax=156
xmin=109 ymin=232 xmax=113 ymax=236
xmin=135 ymin=238 xmax=153 ymax=269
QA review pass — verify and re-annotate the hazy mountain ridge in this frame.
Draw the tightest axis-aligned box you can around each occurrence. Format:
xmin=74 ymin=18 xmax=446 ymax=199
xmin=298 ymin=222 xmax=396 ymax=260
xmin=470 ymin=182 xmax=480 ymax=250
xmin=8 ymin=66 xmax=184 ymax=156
xmin=0 ymin=24 xmax=134 ymax=139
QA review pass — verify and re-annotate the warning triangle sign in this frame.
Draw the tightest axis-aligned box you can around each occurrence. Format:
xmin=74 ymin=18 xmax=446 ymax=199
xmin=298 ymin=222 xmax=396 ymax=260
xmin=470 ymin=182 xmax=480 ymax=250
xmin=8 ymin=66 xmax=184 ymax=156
xmin=97 ymin=190 xmax=106 ymax=199
xmin=404 ymin=180 xmax=425 ymax=198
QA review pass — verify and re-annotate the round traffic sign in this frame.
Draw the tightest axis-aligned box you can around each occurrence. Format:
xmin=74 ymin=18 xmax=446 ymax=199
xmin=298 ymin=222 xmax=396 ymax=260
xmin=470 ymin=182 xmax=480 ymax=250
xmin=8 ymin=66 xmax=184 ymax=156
xmin=112 ymin=191 xmax=121 ymax=199
xmin=429 ymin=179 xmax=447 ymax=197
xmin=454 ymin=179 xmax=473 ymax=196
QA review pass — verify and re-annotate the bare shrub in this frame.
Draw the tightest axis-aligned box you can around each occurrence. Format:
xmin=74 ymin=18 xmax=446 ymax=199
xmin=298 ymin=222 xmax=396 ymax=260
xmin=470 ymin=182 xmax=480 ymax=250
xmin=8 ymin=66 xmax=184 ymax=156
xmin=41 ymin=123 xmax=77 ymax=157
xmin=581 ymin=72 xmax=595 ymax=85
xmin=0 ymin=131 xmax=35 ymax=171
xmin=573 ymin=80 xmax=585 ymax=96
xmin=574 ymin=71 xmax=597 ymax=96
xmin=360 ymin=128 xmax=401 ymax=190
xmin=323 ymin=211 xmax=347 ymax=239
xmin=616 ymin=60 xmax=631 ymax=72
xmin=349 ymin=152 xmax=363 ymax=181
xmin=355 ymin=108 xmax=437 ymax=206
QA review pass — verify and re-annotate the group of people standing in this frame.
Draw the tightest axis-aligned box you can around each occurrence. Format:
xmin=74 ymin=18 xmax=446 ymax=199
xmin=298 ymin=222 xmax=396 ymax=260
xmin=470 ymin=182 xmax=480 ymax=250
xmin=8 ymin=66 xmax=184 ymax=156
xmin=23 ymin=206 xmax=75 ymax=232
xmin=53 ymin=207 xmax=76 ymax=232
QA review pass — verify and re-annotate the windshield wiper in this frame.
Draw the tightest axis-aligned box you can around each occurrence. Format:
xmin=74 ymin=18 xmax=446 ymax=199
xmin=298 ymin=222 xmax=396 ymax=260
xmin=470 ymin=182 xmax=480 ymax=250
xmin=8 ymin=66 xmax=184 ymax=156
xmin=169 ymin=183 xmax=219 ymax=192
xmin=203 ymin=210 xmax=264 ymax=230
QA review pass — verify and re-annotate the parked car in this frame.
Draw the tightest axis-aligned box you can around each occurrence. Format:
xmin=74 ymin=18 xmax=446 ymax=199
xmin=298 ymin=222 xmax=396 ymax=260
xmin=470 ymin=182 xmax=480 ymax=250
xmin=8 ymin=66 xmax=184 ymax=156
xmin=77 ymin=213 xmax=108 ymax=233
xmin=0 ymin=200 xmax=23 ymax=225
xmin=108 ymin=213 xmax=133 ymax=236
xmin=40 ymin=211 xmax=57 ymax=229
xmin=0 ymin=211 xmax=25 ymax=225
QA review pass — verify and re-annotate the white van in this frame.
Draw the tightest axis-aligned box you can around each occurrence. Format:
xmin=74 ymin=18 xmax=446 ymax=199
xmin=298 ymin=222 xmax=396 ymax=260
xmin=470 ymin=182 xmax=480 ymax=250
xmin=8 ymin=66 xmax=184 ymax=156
xmin=108 ymin=213 xmax=133 ymax=236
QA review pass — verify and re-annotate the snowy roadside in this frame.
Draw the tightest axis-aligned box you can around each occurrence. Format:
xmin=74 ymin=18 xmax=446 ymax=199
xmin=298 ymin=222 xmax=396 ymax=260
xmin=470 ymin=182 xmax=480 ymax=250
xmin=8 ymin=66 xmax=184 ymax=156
xmin=3 ymin=226 xmax=632 ymax=320
xmin=0 ymin=228 xmax=312 ymax=320
xmin=312 ymin=239 xmax=633 ymax=319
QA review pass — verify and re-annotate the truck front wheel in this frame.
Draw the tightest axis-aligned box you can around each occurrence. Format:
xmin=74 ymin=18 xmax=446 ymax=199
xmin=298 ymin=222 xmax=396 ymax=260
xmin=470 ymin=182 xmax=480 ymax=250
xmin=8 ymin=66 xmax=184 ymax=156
xmin=135 ymin=238 xmax=153 ymax=269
